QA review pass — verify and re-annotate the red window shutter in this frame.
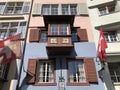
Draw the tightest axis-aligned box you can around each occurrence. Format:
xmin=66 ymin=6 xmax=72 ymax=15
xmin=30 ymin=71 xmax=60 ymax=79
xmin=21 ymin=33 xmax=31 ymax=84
xmin=77 ymin=28 xmax=88 ymax=42
xmin=29 ymin=29 xmax=40 ymax=42
xmin=84 ymin=58 xmax=98 ymax=83
xmin=26 ymin=59 xmax=37 ymax=84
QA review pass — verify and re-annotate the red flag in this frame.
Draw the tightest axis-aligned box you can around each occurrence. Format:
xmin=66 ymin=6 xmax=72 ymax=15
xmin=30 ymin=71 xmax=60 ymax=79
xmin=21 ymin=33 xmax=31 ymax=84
xmin=97 ymin=27 xmax=108 ymax=62
xmin=0 ymin=34 xmax=21 ymax=64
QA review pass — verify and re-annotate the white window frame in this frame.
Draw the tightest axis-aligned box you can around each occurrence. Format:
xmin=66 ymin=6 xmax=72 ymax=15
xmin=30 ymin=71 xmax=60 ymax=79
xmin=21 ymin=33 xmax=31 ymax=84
xmin=104 ymin=31 xmax=119 ymax=42
xmin=62 ymin=4 xmax=77 ymax=15
xmin=0 ymin=21 xmax=27 ymax=40
xmin=36 ymin=60 xmax=54 ymax=83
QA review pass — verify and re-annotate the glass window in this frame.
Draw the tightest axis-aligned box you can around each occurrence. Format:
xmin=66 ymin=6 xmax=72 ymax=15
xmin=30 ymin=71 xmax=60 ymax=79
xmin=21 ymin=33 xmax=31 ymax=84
xmin=70 ymin=5 xmax=77 ymax=15
xmin=0 ymin=31 xmax=7 ymax=39
xmin=40 ymin=31 xmax=47 ymax=42
xmin=9 ymin=31 xmax=16 ymax=37
xmin=0 ymin=2 xmax=6 ymax=14
xmin=98 ymin=3 xmax=115 ymax=16
xmin=72 ymin=31 xmax=78 ymax=42
xmin=62 ymin=5 xmax=69 ymax=15
xmin=68 ymin=61 xmax=86 ymax=83
xmin=108 ymin=63 xmax=120 ymax=83
xmin=60 ymin=24 xmax=68 ymax=35
xmin=42 ymin=5 xmax=50 ymax=15
xmin=22 ymin=2 xmax=30 ymax=13
xmin=36 ymin=60 xmax=55 ymax=83
xmin=51 ymin=5 xmax=58 ymax=15
xmin=3 ymin=2 xmax=30 ymax=14
xmin=50 ymin=24 xmax=58 ymax=35
xmin=104 ymin=31 xmax=119 ymax=42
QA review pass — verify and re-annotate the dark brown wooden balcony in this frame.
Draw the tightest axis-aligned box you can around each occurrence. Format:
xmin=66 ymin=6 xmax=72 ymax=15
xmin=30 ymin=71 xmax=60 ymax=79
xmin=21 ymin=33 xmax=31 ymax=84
xmin=46 ymin=36 xmax=73 ymax=55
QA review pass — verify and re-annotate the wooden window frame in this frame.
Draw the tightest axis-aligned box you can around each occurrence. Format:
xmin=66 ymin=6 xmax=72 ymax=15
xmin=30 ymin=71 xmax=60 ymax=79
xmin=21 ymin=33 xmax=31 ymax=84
xmin=66 ymin=58 xmax=89 ymax=86
xmin=26 ymin=58 xmax=57 ymax=86
xmin=48 ymin=24 xmax=71 ymax=36
xmin=66 ymin=58 xmax=98 ymax=86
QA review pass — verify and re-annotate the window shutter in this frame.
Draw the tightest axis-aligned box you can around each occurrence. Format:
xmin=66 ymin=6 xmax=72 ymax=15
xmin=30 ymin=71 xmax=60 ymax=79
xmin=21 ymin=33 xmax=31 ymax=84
xmin=78 ymin=3 xmax=88 ymax=15
xmin=26 ymin=59 xmax=37 ymax=84
xmin=84 ymin=58 xmax=98 ymax=83
xmin=29 ymin=29 xmax=40 ymax=42
xmin=32 ymin=3 xmax=41 ymax=15
xmin=77 ymin=28 xmax=88 ymax=42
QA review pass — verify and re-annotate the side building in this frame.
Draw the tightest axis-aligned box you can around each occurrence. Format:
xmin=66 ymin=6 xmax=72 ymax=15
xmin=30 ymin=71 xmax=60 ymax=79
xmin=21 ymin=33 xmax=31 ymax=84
xmin=16 ymin=0 xmax=106 ymax=90
xmin=0 ymin=0 xmax=31 ymax=90
xmin=87 ymin=0 xmax=120 ymax=90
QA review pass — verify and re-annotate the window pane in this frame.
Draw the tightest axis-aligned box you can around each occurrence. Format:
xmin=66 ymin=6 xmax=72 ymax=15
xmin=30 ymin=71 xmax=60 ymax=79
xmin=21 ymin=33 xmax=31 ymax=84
xmin=42 ymin=5 xmax=50 ymax=15
xmin=50 ymin=24 xmax=58 ymax=35
xmin=9 ymin=31 xmax=16 ymax=37
xmin=0 ymin=31 xmax=7 ymax=39
xmin=40 ymin=31 xmax=47 ymax=42
xmin=104 ymin=31 xmax=119 ymax=42
xmin=70 ymin=5 xmax=77 ymax=15
xmin=72 ymin=31 xmax=78 ymax=42
xmin=62 ymin=5 xmax=69 ymax=15
xmin=108 ymin=63 xmax=120 ymax=82
xmin=68 ymin=61 xmax=86 ymax=83
xmin=98 ymin=7 xmax=107 ymax=15
xmin=37 ymin=61 xmax=54 ymax=83
xmin=22 ymin=2 xmax=30 ymax=13
xmin=0 ymin=2 xmax=5 ymax=14
xmin=51 ymin=5 xmax=58 ymax=15
xmin=60 ymin=24 xmax=68 ymax=35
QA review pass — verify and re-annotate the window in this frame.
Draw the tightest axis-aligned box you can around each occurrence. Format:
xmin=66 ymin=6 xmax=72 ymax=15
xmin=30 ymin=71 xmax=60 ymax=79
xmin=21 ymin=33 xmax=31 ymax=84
xmin=51 ymin=5 xmax=58 ymax=15
xmin=72 ymin=30 xmax=78 ymax=42
xmin=70 ymin=5 xmax=77 ymax=15
xmin=68 ymin=60 xmax=86 ymax=83
xmin=0 ymin=2 xmax=30 ymax=15
xmin=0 ymin=64 xmax=10 ymax=79
xmin=22 ymin=2 xmax=30 ymax=13
xmin=104 ymin=31 xmax=119 ymax=42
xmin=36 ymin=60 xmax=55 ymax=83
xmin=98 ymin=3 xmax=115 ymax=15
xmin=108 ymin=62 xmax=120 ymax=83
xmin=0 ymin=22 xmax=27 ymax=40
xmin=62 ymin=4 xmax=77 ymax=15
xmin=40 ymin=31 xmax=47 ymax=42
xmin=62 ymin=5 xmax=69 ymax=15
xmin=0 ymin=2 xmax=6 ymax=14
xmin=50 ymin=24 xmax=68 ymax=35
xmin=50 ymin=24 xmax=58 ymax=35
xmin=60 ymin=24 xmax=68 ymax=35
xmin=42 ymin=4 xmax=58 ymax=15
xmin=4 ymin=2 xmax=23 ymax=14
xmin=42 ymin=5 xmax=50 ymax=15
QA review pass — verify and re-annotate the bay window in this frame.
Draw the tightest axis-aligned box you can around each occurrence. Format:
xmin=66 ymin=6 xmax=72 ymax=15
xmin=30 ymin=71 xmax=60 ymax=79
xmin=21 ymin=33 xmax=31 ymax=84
xmin=50 ymin=24 xmax=69 ymax=35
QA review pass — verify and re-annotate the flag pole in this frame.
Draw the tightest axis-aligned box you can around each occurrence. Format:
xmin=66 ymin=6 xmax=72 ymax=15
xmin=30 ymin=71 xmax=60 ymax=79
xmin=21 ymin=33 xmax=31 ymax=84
xmin=97 ymin=27 xmax=115 ymax=90
xmin=16 ymin=0 xmax=34 ymax=89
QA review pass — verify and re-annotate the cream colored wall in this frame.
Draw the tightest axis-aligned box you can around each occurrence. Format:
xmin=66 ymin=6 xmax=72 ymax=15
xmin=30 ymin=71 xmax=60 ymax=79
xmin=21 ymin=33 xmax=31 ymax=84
xmin=34 ymin=0 xmax=86 ymax=4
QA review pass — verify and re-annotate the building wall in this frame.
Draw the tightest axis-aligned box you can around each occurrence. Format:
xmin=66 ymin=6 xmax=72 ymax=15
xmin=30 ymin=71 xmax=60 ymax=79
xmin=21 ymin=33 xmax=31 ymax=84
xmin=87 ymin=0 xmax=120 ymax=90
xmin=15 ymin=0 xmax=106 ymax=90
xmin=18 ymin=43 xmax=105 ymax=90
xmin=0 ymin=0 xmax=30 ymax=90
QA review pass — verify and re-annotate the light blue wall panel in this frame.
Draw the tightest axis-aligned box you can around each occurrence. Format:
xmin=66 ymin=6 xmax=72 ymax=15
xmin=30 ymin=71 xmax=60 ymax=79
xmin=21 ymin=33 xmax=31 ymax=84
xmin=16 ymin=42 xmax=105 ymax=90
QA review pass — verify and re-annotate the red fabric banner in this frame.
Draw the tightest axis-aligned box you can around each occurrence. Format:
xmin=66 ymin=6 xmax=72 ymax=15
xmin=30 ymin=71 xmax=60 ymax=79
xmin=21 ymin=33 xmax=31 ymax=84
xmin=97 ymin=28 xmax=108 ymax=62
